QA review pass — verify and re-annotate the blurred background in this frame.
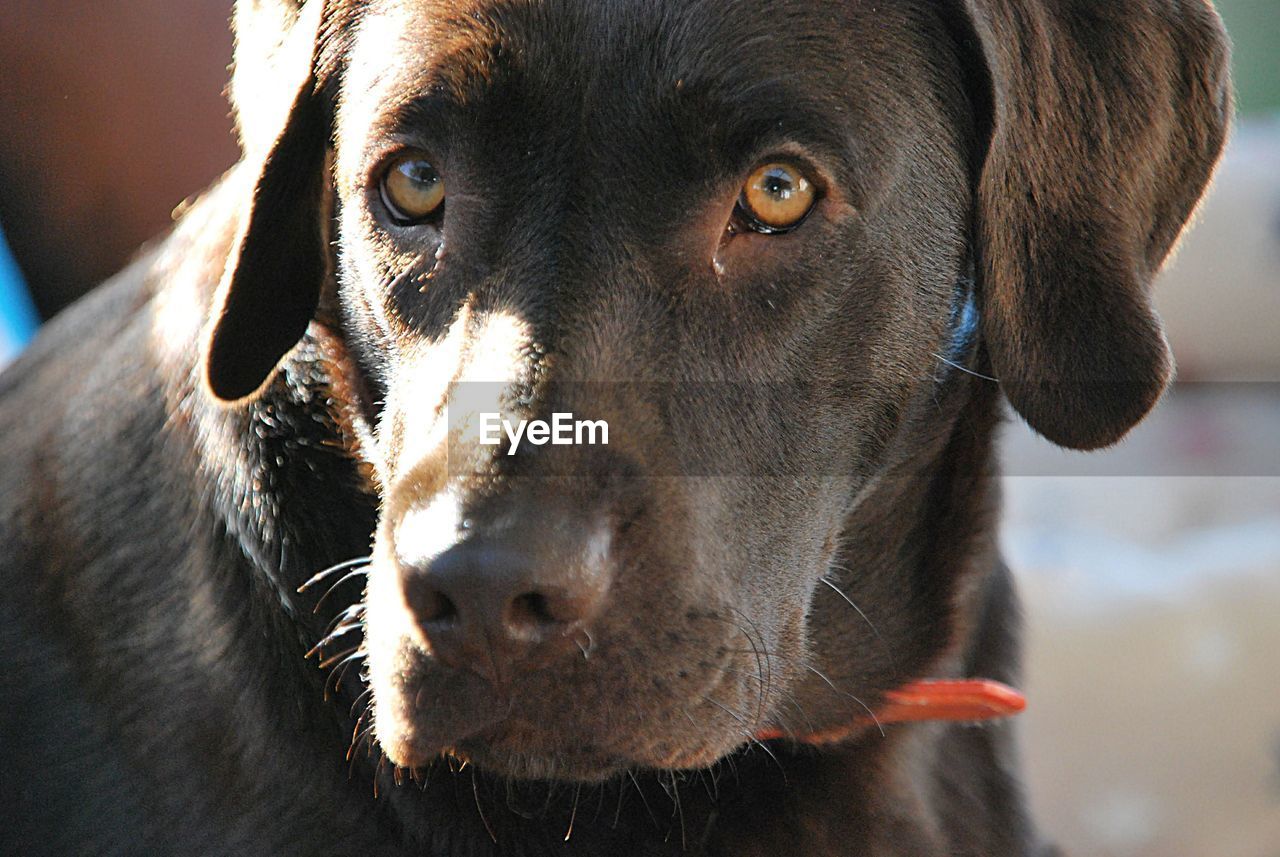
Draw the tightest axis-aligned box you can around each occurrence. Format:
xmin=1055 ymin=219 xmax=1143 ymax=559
xmin=999 ymin=3 xmax=1280 ymax=854
xmin=0 ymin=2 xmax=1276 ymax=854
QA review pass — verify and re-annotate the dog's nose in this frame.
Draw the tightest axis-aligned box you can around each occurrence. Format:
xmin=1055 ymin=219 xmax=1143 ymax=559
xmin=398 ymin=540 xmax=609 ymax=683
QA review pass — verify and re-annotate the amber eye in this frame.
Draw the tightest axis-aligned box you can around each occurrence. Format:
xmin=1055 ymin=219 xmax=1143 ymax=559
xmin=737 ymin=162 xmax=816 ymax=232
xmin=380 ymin=153 xmax=445 ymax=224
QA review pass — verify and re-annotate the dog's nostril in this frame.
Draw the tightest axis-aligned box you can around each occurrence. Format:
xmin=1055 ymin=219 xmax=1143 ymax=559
xmin=507 ymin=591 xmax=562 ymax=630
xmin=397 ymin=531 xmax=611 ymax=674
xmin=418 ymin=587 xmax=459 ymax=624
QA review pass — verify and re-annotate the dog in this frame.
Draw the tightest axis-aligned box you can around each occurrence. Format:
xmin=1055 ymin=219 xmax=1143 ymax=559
xmin=0 ymin=0 xmax=1230 ymax=854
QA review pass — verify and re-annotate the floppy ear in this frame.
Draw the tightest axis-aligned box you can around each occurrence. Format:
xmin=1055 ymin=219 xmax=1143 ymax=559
xmin=961 ymin=0 xmax=1231 ymax=449
xmin=230 ymin=0 xmax=315 ymax=159
xmin=205 ymin=0 xmax=331 ymax=403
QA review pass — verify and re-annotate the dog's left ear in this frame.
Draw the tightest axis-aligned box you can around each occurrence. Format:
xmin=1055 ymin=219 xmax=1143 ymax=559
xmin=204 ymin=0 xmax=331 ymax=403
xmin=961 ymin=0 xmax=1231 ymax=449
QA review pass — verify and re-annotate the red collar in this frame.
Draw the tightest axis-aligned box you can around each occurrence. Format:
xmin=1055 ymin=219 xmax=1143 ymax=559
xmin=754 ymin=679 xmax=1026 ymax=745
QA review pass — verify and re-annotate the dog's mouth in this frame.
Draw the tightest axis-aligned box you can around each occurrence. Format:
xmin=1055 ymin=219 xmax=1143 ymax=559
xmin=364 ymin=613 xmax=786 ymax=782
xmin=385 ymin=705 xmax=752 ymax=783
xmin=447 ymin=726 xmax=644 ymax=783
xmin=378 ymin=702 xmax=744 ymax=783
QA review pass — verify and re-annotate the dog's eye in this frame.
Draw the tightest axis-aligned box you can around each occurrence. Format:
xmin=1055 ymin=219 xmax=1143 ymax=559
xmin=380 ymin=154 xmax=445 ymax=224
xmin=736 ymin=163 xmax=816 ymax=233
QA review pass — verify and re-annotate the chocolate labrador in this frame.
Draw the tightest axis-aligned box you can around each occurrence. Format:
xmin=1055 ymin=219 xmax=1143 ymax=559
xmin=0 ymin=0 xmax=1230 ymax=854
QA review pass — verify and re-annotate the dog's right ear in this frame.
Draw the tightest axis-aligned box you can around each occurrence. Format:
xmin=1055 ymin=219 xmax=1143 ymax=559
xmin=204 ymin=0 xmax=331 ymax=403
xmin=958 ymin=0 xmax=1231 ymax=449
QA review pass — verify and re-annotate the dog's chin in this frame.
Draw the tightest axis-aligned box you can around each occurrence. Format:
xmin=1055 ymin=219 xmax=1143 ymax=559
xmin=448 ymin=741 xmax=634 ymax=783
xmin=380 ymin=716 xmax=741 ymax=783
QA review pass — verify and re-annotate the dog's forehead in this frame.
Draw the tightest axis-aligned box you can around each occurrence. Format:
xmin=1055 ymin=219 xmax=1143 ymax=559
xmin=344 ymin=0 xmax=852 ymax=87
xmin=335 ymin=0 xmax=916 ymax=176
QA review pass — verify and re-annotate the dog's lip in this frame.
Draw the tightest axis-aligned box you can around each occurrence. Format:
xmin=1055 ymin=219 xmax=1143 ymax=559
xmin=389 ymin=703 xmax=699 ymax=779
xmin=436 ymin=713 xmax=744 ymax=779
xmin=449 ymin=724 xmax=636 ymax=781
xmin=381 ymin=685 xmax=514 ymax=768
xmin=381 ymin=635 xmax=755 ymax=770
xmin=387 ymin=715 xmax=634 ymax=778
xmin=386 ymin=714 xmax=504 ymax=768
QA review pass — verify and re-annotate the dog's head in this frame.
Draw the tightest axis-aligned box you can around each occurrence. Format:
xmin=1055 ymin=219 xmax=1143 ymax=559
xmin=201 ymin=0 xmax=1228 ymax=780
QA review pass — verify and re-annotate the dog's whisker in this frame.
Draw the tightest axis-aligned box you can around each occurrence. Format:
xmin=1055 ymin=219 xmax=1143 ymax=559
xmin=425 ymin=764 xmax=440 ymax=791
xmin=564 ymin=782 xmax=582 ymax=841
xmin=750 ymin=677 xmax=817 ymax=736
xmin=373 ymin=752 xmax=388 ymax=799
xmin=721 ymin=665 xmax=766 ymax=683
xmin=801 ymin=663 xmax=885 ymax=738
xmin=573 ymin=627 xmax=595 ymax=660
xmin=348 ymin=687 xmax=373 ymax=718
xmin=725 ymin=607 xmax=773 ymax=726
xmin=732 ymin=608 xmax=774 ymax=705
xmin=697 ymin=762 xmax=720 ymax=803
xmin=349 ymin=730 xmax=373 ymax=768
xmin=305 ymin=622 xmax=362 ymax=659
xmin=666 ymin=770 xmax=686 ymax=850
xmin=701 ymin=694 xmax=787 ymax=778
xmin=746 ymin=734 xmax=786 ymax=779
xmin=348 ymin=729 xmax=376 ymax=778
xmin=709 ymin=757 xmax=725 ymax=799
xmin=611 ymin=774 xmax=627 ymax=830
xmin=727 ymin=723 xmax=789 ymax=780
xmin=321 ymin=603 xmax=366 ymax=637
xmin=350 ymin=706 xmax=373 ymax=752
xmin=931 ymin=352 xmax=998 ymax=383
xmin=702 ymin=694 xmax=756 ymax=732
xmin=325 ymin=650 xmax=368 ymax=698
xmin=722 ymin=646 xmax=865 ymax=736
xmin=738 ymin=625 xmax=769 ymax=727
xmin=591 ymin=781 xmax=607 ymax=826
xmin=626 ymin=769 xmax=659 ymax=830
xmin=318 ymin=644 xmax=363 ymax=670
xmin=472 ymin=769 xmax=499 ymax=843
xmin=311 ymin=567 xmax=371 ymax=613
xmin=776 ymin=690 xmax=820 ymax=736
xmin=334 ymin=649 xmax=367 ymax=679
xmin=720 ymin=663 xmax=810 ymax=723
xmin=818 ymin=574 xmax=896 ymax=673
xmin=298 ymin=556 xmax=372 ymax=593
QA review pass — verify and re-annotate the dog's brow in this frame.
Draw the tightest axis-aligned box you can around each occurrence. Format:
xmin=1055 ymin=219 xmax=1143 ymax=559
xmin=720 ymin=101 xmax=852 ymax=170
xmin=370 ymin=90 xmax=461 ymax=139
xmin=369 ymin=79 xmax=859 ymax=188
xmin=683 ymin=84 xmax=861 ymax=191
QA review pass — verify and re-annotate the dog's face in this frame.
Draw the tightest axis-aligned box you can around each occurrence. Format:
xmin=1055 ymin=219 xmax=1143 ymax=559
xmin=202 ymin=0 xmax=1229 ymax=781
xmin=334 ymin=0 xmax=973 ymax=779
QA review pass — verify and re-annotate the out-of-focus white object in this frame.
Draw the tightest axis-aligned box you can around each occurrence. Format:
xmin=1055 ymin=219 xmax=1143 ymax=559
xmin=1156 ymin=117 xmax=1280 ymax=380
xmin=1010 ymin=481 xmax=1280 ymax=857
xmin=1003 ymin=384 xmax=1280 ymax=856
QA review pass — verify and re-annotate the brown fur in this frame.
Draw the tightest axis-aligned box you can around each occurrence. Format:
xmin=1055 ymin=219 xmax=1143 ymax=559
xmin=0 ymin=1 xmax=1229 ymax=854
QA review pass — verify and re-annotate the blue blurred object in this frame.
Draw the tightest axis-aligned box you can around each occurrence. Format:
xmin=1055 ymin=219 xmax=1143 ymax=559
xmin=0 ymin=223 xmax=39 ymax=367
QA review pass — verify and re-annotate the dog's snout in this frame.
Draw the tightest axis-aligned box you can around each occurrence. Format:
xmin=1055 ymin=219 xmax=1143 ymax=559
xmin=399 ymin=540 xmax=609 ymax=683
